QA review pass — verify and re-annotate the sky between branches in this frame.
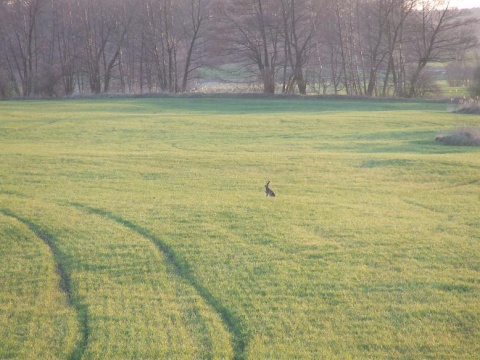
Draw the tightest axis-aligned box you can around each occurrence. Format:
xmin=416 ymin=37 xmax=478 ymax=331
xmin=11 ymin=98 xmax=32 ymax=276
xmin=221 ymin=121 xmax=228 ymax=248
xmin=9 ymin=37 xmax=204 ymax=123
xmin=449 ymin=0 xmax=478 ymax=9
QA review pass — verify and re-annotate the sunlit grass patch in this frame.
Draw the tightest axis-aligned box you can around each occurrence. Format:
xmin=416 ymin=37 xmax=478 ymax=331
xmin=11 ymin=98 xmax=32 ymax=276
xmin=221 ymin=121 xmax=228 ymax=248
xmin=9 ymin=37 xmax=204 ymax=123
xmin=0 ymin=213 xmax=78 ymax=359
xmin=1 ymin=198 xmax=234 ymax=359
xmin=0 ymin=97 xmax=479 ymax=359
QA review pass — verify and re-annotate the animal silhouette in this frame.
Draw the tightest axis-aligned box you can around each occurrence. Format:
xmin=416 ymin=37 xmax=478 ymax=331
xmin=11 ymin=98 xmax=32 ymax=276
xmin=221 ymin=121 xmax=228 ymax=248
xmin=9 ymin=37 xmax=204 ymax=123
xmin=265 ymin=181 xmax=276 ymax=197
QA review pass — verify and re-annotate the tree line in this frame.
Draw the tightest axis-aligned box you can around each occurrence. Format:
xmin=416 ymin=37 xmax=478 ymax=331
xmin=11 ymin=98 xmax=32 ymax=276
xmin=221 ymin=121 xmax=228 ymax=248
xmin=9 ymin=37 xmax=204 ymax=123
xmin=0 ymin=0 xmax=478 ymax=98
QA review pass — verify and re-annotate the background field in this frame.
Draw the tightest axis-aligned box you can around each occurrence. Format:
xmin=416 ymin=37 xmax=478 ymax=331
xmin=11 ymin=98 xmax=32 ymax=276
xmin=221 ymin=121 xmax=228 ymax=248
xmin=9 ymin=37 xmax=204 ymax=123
xmin=1 ymin=97 xmax=479 ymax=359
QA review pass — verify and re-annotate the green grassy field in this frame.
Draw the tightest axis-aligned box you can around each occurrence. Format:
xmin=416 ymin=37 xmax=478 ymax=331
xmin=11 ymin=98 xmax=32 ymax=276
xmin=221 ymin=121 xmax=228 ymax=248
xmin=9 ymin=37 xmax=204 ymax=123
xmin=1 ymin=97 xmax=479 ymax=359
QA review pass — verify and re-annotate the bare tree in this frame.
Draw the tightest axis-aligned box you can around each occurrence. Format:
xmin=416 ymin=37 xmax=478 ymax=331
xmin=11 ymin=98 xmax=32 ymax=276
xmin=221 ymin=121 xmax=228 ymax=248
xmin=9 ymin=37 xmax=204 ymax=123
xmin=163 ymin=0 xmax=177 ymax=92
xmin=0 ymin=0 xmax=478 ymax=98
xmin=381 ymin=0 xmax=416 ymax=96
xmin=359 ymin=0 xmax=390 ymax=96
xmin=48 ymin=0 xmax=82 ymax=95
xmin=313 ymin=0 xmax=344 ymax=94
xmin=0 ymin=0 xmax=48 ymax=96
xmin=179 ymin=0 xmax=210 ymax=92
xmin=143 ymin=0 xmax=166 ymax=91
xmin=281 ymin=0 xmax=317 ymax=94
xmin=406 ymin=0 xmax=478 ymax=97
xmin=142 ymin=0 xmax=179 ymax=92
xmin=220 ymin=0 xmax=282 ymax=93
xmin=333 ymin=0 xmax=363 ymax=95
xmin=79 ymin=0 xmax=134 ymax=94
xmin=0 ymin=1 xmax=19 ymax=96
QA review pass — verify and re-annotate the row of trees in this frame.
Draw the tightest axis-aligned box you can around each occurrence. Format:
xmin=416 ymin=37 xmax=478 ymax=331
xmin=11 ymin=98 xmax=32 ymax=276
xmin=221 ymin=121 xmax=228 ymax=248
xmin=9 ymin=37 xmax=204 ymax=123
xmin=0 ymin=0 xmax=478 ymax=98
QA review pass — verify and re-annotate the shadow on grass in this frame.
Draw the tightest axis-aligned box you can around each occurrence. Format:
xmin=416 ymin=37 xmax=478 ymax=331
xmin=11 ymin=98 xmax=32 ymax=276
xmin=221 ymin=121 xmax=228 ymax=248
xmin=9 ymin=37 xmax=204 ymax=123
xmin=36 ymin=95 xmax=443 ymax=115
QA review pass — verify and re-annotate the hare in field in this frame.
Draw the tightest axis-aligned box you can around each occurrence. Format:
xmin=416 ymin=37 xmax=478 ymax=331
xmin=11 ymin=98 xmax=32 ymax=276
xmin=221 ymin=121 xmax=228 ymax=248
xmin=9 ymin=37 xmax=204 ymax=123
xmin=265 ymin=181 xmax=276 ymax=197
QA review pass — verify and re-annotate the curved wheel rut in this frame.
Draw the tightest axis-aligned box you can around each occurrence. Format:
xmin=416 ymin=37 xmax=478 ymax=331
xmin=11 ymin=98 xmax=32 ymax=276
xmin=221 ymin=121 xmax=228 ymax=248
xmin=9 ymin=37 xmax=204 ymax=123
xmin=73 ymin=203 xmax=248 ymax=360
xmin=1 ymin=209 xmax=89 ymax=360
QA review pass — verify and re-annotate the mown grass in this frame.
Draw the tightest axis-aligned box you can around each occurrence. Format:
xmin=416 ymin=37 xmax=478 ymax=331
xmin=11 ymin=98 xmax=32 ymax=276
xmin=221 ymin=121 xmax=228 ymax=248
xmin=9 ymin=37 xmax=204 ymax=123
xmin=0 ymin=212 xmax=78 ymax=359
xmin=0 ymin=97 xmax=479 ymax=359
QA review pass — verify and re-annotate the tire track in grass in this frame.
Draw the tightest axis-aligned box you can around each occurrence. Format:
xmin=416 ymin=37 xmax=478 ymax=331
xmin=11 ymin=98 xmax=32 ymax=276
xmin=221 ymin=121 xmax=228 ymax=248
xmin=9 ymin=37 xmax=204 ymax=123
xmin=1 ymin=209 xmax=89 ymax=360
xmin=72 ymin=203 xmax=248 ymax=360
